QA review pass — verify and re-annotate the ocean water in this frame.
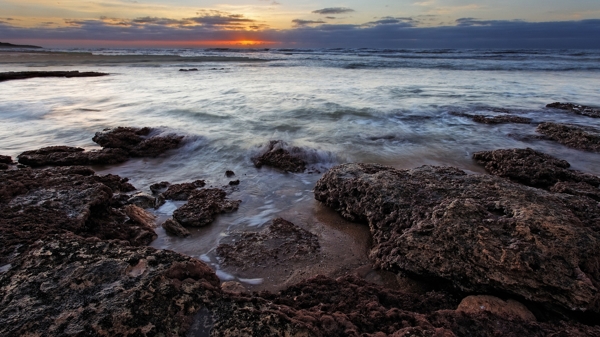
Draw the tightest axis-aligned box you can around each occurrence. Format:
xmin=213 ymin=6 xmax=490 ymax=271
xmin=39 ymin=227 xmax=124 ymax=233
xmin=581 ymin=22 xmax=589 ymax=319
xmin=1 ymin=48 xmax=600 ymax=288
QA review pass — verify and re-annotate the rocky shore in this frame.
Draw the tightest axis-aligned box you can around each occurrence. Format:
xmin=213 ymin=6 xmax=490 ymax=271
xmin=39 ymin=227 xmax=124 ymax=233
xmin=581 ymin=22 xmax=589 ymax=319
xmin=0 ymin=71 xmax=109 ymax=82
xmin=2 ymin=125 xmax=600 ymax=336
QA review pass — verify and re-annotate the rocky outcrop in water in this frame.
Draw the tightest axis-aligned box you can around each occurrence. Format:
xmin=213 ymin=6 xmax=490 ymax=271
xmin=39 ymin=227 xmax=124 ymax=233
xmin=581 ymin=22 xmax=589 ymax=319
xmin=450 ymin=111 xmax=532 ymax=124
xmin=17 ymin=146 xmax=129 ymax=167
xmin=252 ymin=140 xmax=307 ymax=173
xmin=162 ymin=180 xmax=206 ymax=200
xmin=0 ymin=71 xmax=109 ymax=82
xmin=0 ymin=155 xmax=12 ymax=170
xmin=216 ymin=218 xmax=320 ymax=270
xmin=547 ymin=102 xmax=600 ymax=118
xmin=472 ymin=148 xmax=600 ymax=190
xmin=162 ymin=218 xmax=191 ymax=237
xmin=0 ymin=166 xmax=156 ymax=265
xmin=314 ymin=163 xmax=600 ymax=317
xmin=92 ymin=127 xmax=184 ymax=158
xmin=536 ymin=122 xmax=600 ymax=152
xmin=173 ymin=188 xmax=241 ymax=227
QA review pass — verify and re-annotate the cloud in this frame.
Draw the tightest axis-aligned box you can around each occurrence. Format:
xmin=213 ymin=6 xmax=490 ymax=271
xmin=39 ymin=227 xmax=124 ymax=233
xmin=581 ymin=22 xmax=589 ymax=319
xmin=292 ymin=19 xmax=326 ymax=27
xmin=312 ymin=8 xmax=355 ymax=15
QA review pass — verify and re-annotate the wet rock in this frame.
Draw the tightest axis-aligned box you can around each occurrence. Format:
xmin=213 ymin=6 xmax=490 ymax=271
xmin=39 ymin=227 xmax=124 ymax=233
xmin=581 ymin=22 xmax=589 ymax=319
xmin=150 ymin=181 xmax=170 ymax=194
xmin=92 ymin=126 xmax=184 ymax=157
xmin=450 ymin=111 xmax=532 ymax=124
xmin=161 ymin=180 xmax=206 ymax=200
xmin=252 ymin=140 xmax=307 ymax=173
xmin=547 ymin=102 xmax=600 ymax=118
xmin=536 ymin=122 xmax=600 ymax=152
xmin=457 ymin=295 xmax=537 ymax=322
xmin=124 ymin=204 xmax=156 ymax=228
xmin=0 ymin=71 xmax=109 ymax=82
xmin=472 ymin=148 xmax=600 ymax=189
xmin=0 ymin=166 xmax=156 ymax=265
xmin=216 ymin=218 xmax=320 ymax=269
xmin=0 ymin=235 xmax=220 ymax=336
xmin=173 ymin=188 xmax=240 ymax=227
xmin=127 ymin=192 xmax=158 ymax=209
xmin=162 ymin=218 xmax=191 ymax=237
xmin=221 ymin=281 xmax=246 ymax=294
xmin=17 ymin=146 xmax=129 ymax=167
xmin=225 ymin=170 xmax=235 ymax=177
xmin=314 ymin=163 xmax=600 ymax=316
xmin=0 ymin=155 xmax=12 ymax=164
xmin=179 ymin=68 xmax=198 ymax=71
xmin=93 ymin=174 xmax=136 ymax=193
xmin=228 ymin=179 xmax=240 ymax=186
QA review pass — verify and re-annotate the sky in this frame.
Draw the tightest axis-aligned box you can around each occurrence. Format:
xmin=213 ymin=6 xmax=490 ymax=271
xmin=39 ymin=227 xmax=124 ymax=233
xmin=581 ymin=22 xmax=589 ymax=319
xmin=1 ymin=0 xmax=599 ymax=48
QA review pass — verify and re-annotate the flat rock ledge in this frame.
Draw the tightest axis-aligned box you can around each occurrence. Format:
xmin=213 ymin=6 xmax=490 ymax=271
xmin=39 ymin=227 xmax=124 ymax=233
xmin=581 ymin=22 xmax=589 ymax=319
xmin=172 ymin=188 xmax=241 ymax=227
xmin=536 ymin=122 xmax=600 ymax=152
xmin=547 ymin=102 xmax=600 ymax=118
xmin=314 ymin=163 xmax=600 ymax=317
xmin=450 ymin=111 xmax=532 ymax=124
xmin=252 ymin=140 xmax=307 ymax=173
xmin=0 ymin=71 xmax=109 ymax=82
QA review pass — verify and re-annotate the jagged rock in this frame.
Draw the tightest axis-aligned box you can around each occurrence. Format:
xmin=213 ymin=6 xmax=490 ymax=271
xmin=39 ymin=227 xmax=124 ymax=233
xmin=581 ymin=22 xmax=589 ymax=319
xmin=536 ymin=122 xmax=600 ymax=152
xmin=0 ymin=235 xmax=220 ymax=336
xmin=547 ymin=102 xmax=600 ymax=118
xmin=450 ymin=111 xmax=531 ymax=124
xmin=150 ymin=181 xmax=170 ymax=194
xmin=173 ymin=188 xmax=240 ymax=227
xmin=17 ymin=146 xmax=129 ymax=167
xmin=127 ymin=192 xmax=158 ymax=209
xmin=0 ymin=71 xmax=109 ymax=82
xmin=472 ymin=148 xmax=600 ymax=189
xmin=216 ymin=218 xmax=320 ymax=269
xmin=314 ymin=163 xmax=600 ymax=316
xmin=93 ymin=174 xmax=136 ymax=193
xmin=162 ymin=218 xmax=191 ymax=237
xmin=252 ymin=140 xmax=307 ymax=173
xmin=92 ymin=127 xmax=184 ymax=157
xmin=0 ymin=166 xmax=156 ymax=265
xmin=161 ymin=180 xmax=206 ymax=200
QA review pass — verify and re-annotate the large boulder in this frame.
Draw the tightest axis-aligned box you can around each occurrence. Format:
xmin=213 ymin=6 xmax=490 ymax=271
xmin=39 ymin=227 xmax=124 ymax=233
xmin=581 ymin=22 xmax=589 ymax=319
xmin=314 ymin=163 xmax=600 ymax=315
xmin=252 ymin=140 xmax=307 ymax=173
xmin=173 ymin=188 xmax=241 ymax=227
xmin=92 ymin=127 xmax=184 ymax=157
xmin=536 ymin=122 xmax=600 ymax=152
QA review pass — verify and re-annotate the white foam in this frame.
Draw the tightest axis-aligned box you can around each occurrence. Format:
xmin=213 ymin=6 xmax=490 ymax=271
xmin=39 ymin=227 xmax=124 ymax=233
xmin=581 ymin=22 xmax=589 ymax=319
xmin=239 ymin=278 xmax=264 ymax=285
xmin=215 ymin=269 xmax=235 ymax=281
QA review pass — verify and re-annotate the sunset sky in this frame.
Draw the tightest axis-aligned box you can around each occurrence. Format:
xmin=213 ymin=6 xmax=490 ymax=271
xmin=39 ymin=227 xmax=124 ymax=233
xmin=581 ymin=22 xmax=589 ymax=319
xmin=1 ymin=0 xmax=599 ymax=48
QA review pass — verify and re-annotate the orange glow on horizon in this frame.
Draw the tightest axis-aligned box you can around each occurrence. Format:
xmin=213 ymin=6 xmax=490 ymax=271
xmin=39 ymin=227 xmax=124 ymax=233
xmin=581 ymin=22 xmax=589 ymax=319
xmin=13 ymin=39 xmax=280 ymax=48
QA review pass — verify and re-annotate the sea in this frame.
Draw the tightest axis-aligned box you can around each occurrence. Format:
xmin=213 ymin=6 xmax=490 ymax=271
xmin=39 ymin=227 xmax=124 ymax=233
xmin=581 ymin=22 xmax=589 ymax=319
xmin=1 ymin=48 xmax=600 ymax=289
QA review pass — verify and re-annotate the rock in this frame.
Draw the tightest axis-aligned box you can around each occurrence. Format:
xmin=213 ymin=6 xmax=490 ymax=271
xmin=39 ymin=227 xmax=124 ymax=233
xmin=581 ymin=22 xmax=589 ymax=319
xmin=92 ymin=127 xmax=184 ymax=158
xmin=162 ymin=218 xmax=191 ymax=237
xmin=0 ymin=155 xmax=12 ymax=164
xmin=225 ymin=170 xmax=235 ymax=177
xmin=536 ymin=122 xmax=600 ymax=152
xmin=252 ymin=140 xmax=307 ymax=173
xmin=0 ymin=235 xmax=220 ymax=336
xmin=124 ymin=204 xmax=156 ymax=228
xmin=314 ymin=163 xmax=600 ymax=315
xmin=457 ymin=295 xmax=537 ymax=322
xmin=216 ymin=218 xmax=320 ymax=270
xmin=228 ymin=179 xmax=240 ymax=186
xmin=0 ymin=166 xmax=156 ymax=265
xmin=17 ymin=146 xmax=129 ymax=167
xmin=547 ymin=102 xmax=600 ymax=118
xmin=0 ymin=71 xmax=109 ymax=82
xmin=161 ymin=180 xmax=206 ymax=200
xmin=127 ymin=192 xmax=158 ymax=209
xmin=221 ymin=281 xmax=246 ymax=294
xmin=173 ymin=188 xmax=241 ymax=227
xmin=93 ymin=174 xmax=136 ymax=193
xmin=450 ymin=111 xmax=532 ymax=124
xmin=472 ymin=148 xmax=600 ymax=189
xmin=0 ymin=163 xmax=7 ymax=170
xmin=150 ymin=181 xmax=170 ymax=194
xmin=179 ymin=68 xmax=198 ymax=71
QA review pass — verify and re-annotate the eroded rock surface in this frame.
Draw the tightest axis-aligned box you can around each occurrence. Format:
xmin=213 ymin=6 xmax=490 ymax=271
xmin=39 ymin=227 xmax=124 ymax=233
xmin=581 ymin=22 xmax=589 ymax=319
xmin=216 ymin=218 xmax=320 ymax=269
xmin=162 ymin=180 xmax=206 ymax=200
xmin=547 ymin=102 xmax=600 ymax=118
xmin=536 ymin=122 xmax=600 ymax=152
xmin=92 ymin=126 xmax=184 ymax=157
xmin=252 ymin=140 xmax=307 ymax=173
xmin=314 ymin=163 xmax=600 ymax=316
xmin=17 ymin=146 xmax=129 ymax=167
xmin=173 ymin=188 xmax=241 ymax=227
xmin=472 ymin=148 xmax=600 ymax=190
xmin=450 ymin=111 xmax=532 ymax=124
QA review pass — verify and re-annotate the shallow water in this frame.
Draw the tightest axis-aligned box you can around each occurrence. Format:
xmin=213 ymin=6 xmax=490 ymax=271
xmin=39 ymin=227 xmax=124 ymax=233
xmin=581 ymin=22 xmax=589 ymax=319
xmin=1 ymin=48 xmax=600 ymax=289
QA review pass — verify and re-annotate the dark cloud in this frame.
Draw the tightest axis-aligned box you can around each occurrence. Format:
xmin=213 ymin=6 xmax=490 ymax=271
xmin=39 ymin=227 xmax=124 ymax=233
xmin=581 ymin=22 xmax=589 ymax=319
xmin=1 ymin=18 xmax=599 ymax=49
xmin=325 ymin=17 xmax=337 ymax=20
xmin=312 ymin=7 xmax=355 ymax=15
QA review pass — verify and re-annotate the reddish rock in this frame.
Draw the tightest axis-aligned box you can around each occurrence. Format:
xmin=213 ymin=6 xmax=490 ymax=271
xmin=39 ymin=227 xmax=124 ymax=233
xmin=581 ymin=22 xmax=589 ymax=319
xmin=92 ymin=127 xmax=184 ymax=157
xmin=536 ymin=122 xmax=600 ymax=152
xmin=252 ymin=140 xmax=307 ymax=173
xmin=472 ymin=148 xmax=600 ymax=189
xmin=93 ymin=174 xmax=136 ymax=193
xmin=457 ymin=295 xmax=536 ymax=322
xmin=314 ymin=163 xmax=600 ymax=316
xmin=216 ymin=218 xmax=320 ymax=270
xmin=162 ymin=218 xmax=191 ymax=237
xmin=162 ymin=180 xmax=206 ymax=200
xmin=173 ymin=188 xmax=240 ymax=227
xmin=17 ymin=146 xmax=129 ymax=167
xmin=547 ymin=102 xmax=600 ymax=118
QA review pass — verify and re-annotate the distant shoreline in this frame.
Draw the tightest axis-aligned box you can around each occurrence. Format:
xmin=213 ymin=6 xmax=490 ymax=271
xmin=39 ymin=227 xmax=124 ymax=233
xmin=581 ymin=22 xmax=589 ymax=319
xmin=0 ymin=42 xmax=43 ymax=49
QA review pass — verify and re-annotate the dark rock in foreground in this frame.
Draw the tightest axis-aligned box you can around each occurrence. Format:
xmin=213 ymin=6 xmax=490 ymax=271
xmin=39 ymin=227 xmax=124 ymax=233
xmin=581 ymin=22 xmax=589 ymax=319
xmin=93 ymin=126 xmax=184 ymax=158
xmin=537 ymin=122 xmax=600 ymax=152
xmin=314 ymin=163 xmax=600 ymax=316
xmin=0 ymin=235 xmax=220 ymax=336
xmin=162 ymin=218 xmax=191 ymax=237
xmin=0 ymin=155 xmax=12 ymax=164
xmin=173 ymin=188 xmax=241 ymax=227
xmin=162 ymin=180 xmax=206 ymax=200
xmin=547 ymin=102 xmax=600 ymax=118
xmin=473 ymin=148 xmax=600 ymax=190
xmin=450 ymin=111 xmax=532 ymax=124
xmin=252 ymin=140 xmax=307 ymax=173
xmin=0 ymin=71 xmax=108 ymax=82
xmin=17 ymin=146 xmax=129 ymax=167
xmin=216 ymin=218 xmax=320 ymax=270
